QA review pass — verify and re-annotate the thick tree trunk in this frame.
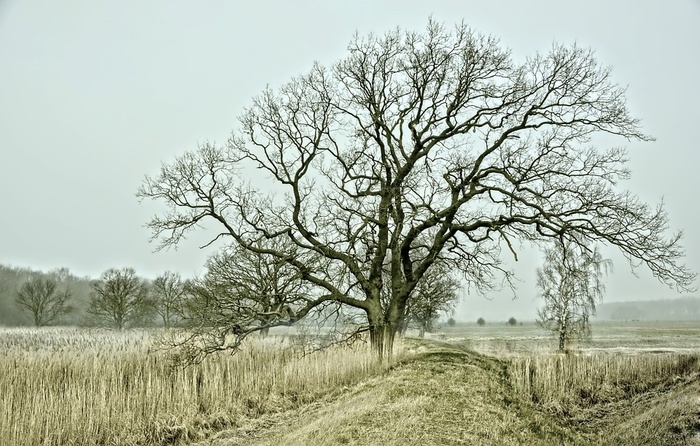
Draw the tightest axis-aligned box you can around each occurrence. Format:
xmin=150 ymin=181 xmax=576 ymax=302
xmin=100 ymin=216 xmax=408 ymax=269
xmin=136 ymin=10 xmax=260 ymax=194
xmin=260 ymin=326 xmax=270 ymax=337
xmin=369 ymin=321 xmax=397 ymax=362
xmin=366 ymin=287 xmax=408 ymax=362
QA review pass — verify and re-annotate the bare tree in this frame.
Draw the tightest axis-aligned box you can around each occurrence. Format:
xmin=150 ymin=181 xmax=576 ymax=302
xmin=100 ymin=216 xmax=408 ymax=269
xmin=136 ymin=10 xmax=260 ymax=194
xmin=177 ymin=238 xmax=315 ymax=359
xmin=406 ymin=263 xmax=459 ymax=337
xmin=15 ymin=277 xmax=73 ymax=326
xmin=536 ymin=238 xmax=612 ymax=352
xmin=87 ymin=268 xmax=152 ymax=329
xmin=138 ymin=21 xmax=694 ymax=360
xmin=151 ymin=271 xmax=185 ymax=328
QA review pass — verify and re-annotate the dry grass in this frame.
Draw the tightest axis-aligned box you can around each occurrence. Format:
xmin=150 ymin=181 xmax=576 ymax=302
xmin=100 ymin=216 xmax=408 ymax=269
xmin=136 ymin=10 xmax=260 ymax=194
xmin=504 ymin=352 xmax=700 ymax=445
xmin=508 ymin=352 xmax=700 ymax=413
xmin=0 ymin=327 xmax=394 ymax=446
xmin=237 ymin=341 xmax=592 ymax=446
xmin=3 ymin=325 xmax=699 ymax=445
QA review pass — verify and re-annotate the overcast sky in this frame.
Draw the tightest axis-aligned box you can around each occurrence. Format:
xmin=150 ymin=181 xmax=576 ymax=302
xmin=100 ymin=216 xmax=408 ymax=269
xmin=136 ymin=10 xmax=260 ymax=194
xmin=1 ymin=1 xmax=698 ymax=320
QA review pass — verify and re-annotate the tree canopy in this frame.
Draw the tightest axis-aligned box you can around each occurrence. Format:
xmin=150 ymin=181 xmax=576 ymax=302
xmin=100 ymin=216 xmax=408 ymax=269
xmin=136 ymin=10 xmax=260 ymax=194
xmin=139 ymin=20 xmax=694 ymax=359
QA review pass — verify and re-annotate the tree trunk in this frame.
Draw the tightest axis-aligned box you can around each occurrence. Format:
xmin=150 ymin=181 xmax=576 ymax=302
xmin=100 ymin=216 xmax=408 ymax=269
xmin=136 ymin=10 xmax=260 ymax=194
xmin=418 ymin=326 xmax=425 ymax=338
xmin=558 ymin=328 xmax=566 ymax=352
xmin=369 ymin=322 xmax=397 ymax=362
xmin=260 ymin=326 xmax=270 ymax=337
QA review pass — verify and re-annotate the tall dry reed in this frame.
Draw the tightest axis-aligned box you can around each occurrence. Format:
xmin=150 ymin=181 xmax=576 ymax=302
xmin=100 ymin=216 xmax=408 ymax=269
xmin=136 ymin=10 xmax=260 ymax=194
xmin=0 ymin=327 xmax=393 ymax=446
xmin=508 ymin=352 xmax=700 ymax=412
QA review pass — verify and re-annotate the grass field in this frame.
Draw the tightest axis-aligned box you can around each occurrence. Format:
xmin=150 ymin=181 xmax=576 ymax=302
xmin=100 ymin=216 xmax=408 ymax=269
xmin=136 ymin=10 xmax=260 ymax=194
xmin=436 ymin=320 xmax=700 ymax=355
xmin=1 ymin=321 xmax=699 ymax=445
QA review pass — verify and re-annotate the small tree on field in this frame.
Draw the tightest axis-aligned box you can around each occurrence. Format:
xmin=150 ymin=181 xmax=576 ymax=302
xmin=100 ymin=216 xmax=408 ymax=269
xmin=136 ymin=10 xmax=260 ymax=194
xmin=15 ymin=277 xmax=73 ymax=326
xmin=507 ymin=317 xmax=517 ymax=326
xmin=477 ymin=317 xmax=486 ymax=326
xmin=447 ymin=317 xmax=456 ymax=327
xmin=406 ymin=262 xmax=460 ymax=337
xmin=536 ymin=238 xmax=611 ymax=352
xmin=139 ymin=20 xmax=694 ymax=361
xmin=87 ymin=268 xmax=152 ymax=329
xmin=151 ymin=271 xmax=185 ymax=328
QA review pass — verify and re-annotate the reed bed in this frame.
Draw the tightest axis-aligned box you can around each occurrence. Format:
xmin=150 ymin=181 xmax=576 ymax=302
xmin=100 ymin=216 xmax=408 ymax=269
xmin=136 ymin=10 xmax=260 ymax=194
xmin=0 ymin=327 xmax=392 ymax=446
xmin=508 ymin=352 xmax=700 ymax=412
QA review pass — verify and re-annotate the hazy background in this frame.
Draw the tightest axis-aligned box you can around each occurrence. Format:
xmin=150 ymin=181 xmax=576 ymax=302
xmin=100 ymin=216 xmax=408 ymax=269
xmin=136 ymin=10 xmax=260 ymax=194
xmin=1 ymin=1 xmax=698 ymax=321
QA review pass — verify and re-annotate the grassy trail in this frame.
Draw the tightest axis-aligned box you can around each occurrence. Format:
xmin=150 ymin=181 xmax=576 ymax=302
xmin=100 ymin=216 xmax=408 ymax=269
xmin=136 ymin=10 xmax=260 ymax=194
xmin=195 ymin=341 xmax=598 ymax=445
xmin=194 ymin=340 xmax=700 ymax=446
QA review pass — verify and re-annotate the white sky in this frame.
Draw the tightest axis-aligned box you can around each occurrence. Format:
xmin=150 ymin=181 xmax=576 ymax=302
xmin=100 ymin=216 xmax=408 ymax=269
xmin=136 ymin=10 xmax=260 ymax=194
xmin=1 ymin=1 xmax=699 ymax=320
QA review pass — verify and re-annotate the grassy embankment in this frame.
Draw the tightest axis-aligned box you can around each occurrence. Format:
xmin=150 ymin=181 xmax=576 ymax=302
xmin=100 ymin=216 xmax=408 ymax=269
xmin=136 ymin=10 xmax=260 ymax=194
xmin=213 ymin=339 xmax=699 ymax=446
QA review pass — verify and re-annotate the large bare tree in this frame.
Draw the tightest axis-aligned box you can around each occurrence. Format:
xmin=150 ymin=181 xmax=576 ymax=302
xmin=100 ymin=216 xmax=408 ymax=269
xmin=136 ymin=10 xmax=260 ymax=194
xmin=15 ymin=277 xmax=73 ymax=326
xmin=138 ymin=21 xmax=694 ymax=360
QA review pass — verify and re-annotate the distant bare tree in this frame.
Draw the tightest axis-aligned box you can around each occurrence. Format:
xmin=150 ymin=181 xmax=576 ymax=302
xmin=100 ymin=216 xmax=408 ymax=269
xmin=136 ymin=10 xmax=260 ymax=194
xmin=15 ymin=277 xmax=73 ymax=326
xmin=537 ymin=238 xmax=612 ymax=352
xmin=178 ymin=239 xmax=315 ymax=360
xmin=407 ymin=263 xmax=460 ymax=337
xmin=151 ymin=271 xmax=185 ymax=328
xmin=139 ymin=20 xmax=694 ymax=361
xmin=87 ymin=268 xmax=152 ymax=329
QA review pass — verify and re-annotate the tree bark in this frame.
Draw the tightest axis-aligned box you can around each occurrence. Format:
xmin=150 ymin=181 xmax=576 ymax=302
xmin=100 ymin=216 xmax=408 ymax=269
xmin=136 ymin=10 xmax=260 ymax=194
xmin=368 ymin=318 xmax=397 ymax=362
xmin=373 ymin=325 xmax=396 ymax=362
xmin=558 ymin=328 xmax=566 ymax=352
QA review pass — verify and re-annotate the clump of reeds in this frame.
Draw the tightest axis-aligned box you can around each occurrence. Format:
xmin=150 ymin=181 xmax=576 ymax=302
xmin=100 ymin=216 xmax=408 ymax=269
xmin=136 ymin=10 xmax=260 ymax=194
xmin=0 ymin=327 xmax=394 ymax=446
xmin=507 ymin=352 xmax=700 ymax=413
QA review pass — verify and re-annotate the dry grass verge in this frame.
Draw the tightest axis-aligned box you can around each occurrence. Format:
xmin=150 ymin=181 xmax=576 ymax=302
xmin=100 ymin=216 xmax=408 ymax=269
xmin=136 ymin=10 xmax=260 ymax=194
xmin=506 ymin=351 xmax=700 ymax=445
xmin=222 ymin=340 xmax=593 ymax=446
xmin=3 ymin=328 xmax=698 ymax=445
xmin=508 ymin=353 xmax=700 ymax=412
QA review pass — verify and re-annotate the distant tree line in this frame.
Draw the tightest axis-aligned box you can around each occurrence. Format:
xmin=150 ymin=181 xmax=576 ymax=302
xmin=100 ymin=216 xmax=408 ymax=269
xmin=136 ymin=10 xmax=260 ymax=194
xmin=1 ymin=261 xmax=461 ymax=333
xmin=0 ymin=264 xmax=188 ymax=329
xmin=597 ymin=297 xmax=700 ymax=321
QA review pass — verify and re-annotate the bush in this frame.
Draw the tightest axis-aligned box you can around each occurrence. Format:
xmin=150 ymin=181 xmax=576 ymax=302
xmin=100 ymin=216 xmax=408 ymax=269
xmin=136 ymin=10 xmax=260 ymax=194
xmin=508 ymin=317 xmax=517 ymax=326
xmin=477 ymin=317 xmax=485 ymax=326
xmin=447 ymin=318 xmax=456 ymax=327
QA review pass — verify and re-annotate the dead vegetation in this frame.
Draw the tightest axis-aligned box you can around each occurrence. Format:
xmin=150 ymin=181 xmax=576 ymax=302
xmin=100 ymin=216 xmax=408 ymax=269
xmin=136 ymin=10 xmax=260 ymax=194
xmin=1 ymin=326 xmax=699 ymax=445
xmin=0 ymin=327 xmax=394 ymax=445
